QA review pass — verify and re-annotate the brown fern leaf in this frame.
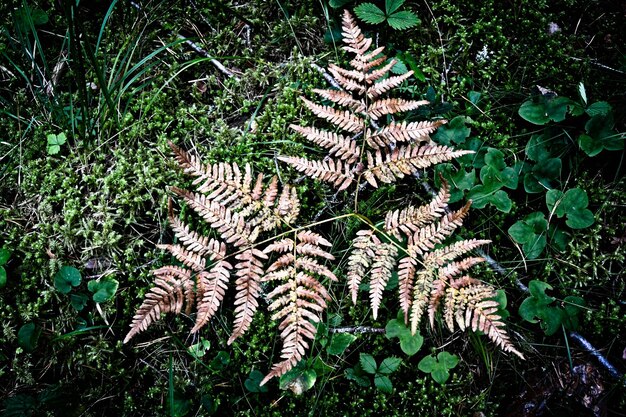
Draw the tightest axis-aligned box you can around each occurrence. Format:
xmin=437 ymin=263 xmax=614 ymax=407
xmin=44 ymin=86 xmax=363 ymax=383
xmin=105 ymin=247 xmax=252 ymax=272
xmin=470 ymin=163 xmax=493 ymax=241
xmin=363 ymin=145 xmax=473 ymax=188
xmin=276 ymin=185 xmax=300 ymax=224
xmin=191 ymin=260 xmax=232 ymax=333
xmin=366 ymin=98 xmax=429 ymax=120
xmin=424 ymin=238 xmax=492 ymax=267
xmin=352 ymin=46 xmax=386 ymax=72
xmin=228 ymin=248 xmax=268 ymax=345
xmin=369 ymin=243 xmax=399 ymax=320
xmin=365 ymin=59 xmax=397 ymax=84
xmin=327 ymin=67 xmax=367 ymax=95
xmin=277 ymin=156 xmax=354 ymax=190
xmin=156 ymin=244 xmax=206 ymax=272
xmin=312 ymin=88 xmax=365 ymax=112
xmin=301 ymin=98 xmax=364 ymax=133
xmin=367 ymin=120 xmax=446 ymax=147
xmin=384 ymin=179 xmax=450 ymax=239
xmin=341 ymin=9 xmax=372 ymax=56
xmin=347 ymin=230 xmax=380 ymax=304
xmin=446 ymin=277 xmax=525 ymax=359
xmin=397 ymin=256 xmax=417 ymax=322
xmin=123 ymin=266 xmax=192 ymax=343
xmin=407 ymin=201 xmax=472 ymax=257
xmin=409 ymin=269 xmax=436 ymax=334
xmin=171 ymin=187 xmax=251 ymax=246
xmin=168 ymin=216 xmax=226 ymax=260
xmin=367 ymin=72 xmax=413 ymax=99
xmin=428 ymin=257 xmax=486 ymax=327
xmin=290 ymin=125 xmax=360 ymax=164
xmin=260 ymin=232 xmax=334 ymax=384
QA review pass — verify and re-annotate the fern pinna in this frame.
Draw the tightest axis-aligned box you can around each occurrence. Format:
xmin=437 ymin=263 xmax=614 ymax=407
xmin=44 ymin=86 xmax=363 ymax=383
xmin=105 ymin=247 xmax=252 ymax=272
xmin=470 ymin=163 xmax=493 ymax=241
xmin=279 ymin=10 xmax=471 ymax=190
xmin=124 ymin=142 xmax=335 ymax=385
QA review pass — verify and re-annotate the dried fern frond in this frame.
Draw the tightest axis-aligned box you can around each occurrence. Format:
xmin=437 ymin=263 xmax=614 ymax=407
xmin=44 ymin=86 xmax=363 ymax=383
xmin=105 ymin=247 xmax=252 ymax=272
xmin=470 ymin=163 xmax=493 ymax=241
xmin=260 ymin=231 xmax=335 ymax=385
xmin=279 ymin=11 xmax=466 ymax=191
xmin=346 ymin=182 xmax=522 ymax=357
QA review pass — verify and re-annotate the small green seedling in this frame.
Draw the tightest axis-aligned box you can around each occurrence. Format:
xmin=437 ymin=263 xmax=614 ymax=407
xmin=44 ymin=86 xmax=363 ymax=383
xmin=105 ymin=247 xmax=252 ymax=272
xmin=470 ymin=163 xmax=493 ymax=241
xmin=468 ymin=148 xmax=518 ymax=212
xmin=0 ymin=248 xmax=10 ymax=288
xmin=209 ymin=351 xmax=230 ymax=371
xmin=46 ymin=132 xmax=67 ymax=155
xmin=508 ymin=212 xmax=548 ymax=259
xmin=523 ymin=133 xmax=562 ymax=193
xmin=188 ymin=339 xmax=211 ymax=360
xmin=518 ymin=280 xmax=585 ymax=336
xmin=385 ymin=311 xmax=423 ymax=356
xmin=355 ymin=0 xmax=420 ymax=30
xmin=88 ymin=276 xmax=119 ymax=302
xmin=53 ymin=266 xmax=82 ymax=294
xmin=546 ymin=188 xmax=594 ymax=229
xmin=418 ymin=351 xmax=459 ymax=384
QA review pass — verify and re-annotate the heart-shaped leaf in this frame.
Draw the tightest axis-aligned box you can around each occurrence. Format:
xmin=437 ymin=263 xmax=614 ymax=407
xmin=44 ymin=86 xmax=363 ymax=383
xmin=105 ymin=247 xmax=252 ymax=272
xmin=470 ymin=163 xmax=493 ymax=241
xmin=88 ymin=276 xmax=119 ymax=303
xmin=433 ymin=116 xmax=471 ymax=146
xmin=18 ymin=322 xmax=41 ymax=352
xmin=70 ymin=293 xmax=89 ymax=311
xmin=46 ymin=132 xmax=67 ymax=155
xmin=508 ymin=212 xmax=548 ymax=259
xmin=385 ymin=313 xmax=423 ymax=356
xmin=244 ymin=370 xmax=268 ymax=393
xmin=210 ymin=351 xmax=230 ymax=371
xmin=418 ymin=352 xmax=459 ymax=384
xmin=54 ymin=266 xmax=82 ymax=294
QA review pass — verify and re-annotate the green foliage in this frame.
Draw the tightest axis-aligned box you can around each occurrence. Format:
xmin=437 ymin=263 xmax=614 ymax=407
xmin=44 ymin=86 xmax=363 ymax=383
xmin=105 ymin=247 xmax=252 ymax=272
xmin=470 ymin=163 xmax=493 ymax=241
xmin=46 ymin=132 xmax=66 ymax=155
xmin=279 ymin=361 xmax=317 ymax=394
xmin=53 ymin=266 xmax=82 ymax=294
xmin=346 ymin=354 xmax=402 ymax=393
xmin=87 ymin=276 xmax=119 ymax=303
xmin=546 ymin=188 xmax=594 ymax=229
xmin=188 ymin=339 xmax=211 ymax=360
xmin=385 ymin=312 xmax=423 ymax=356
xmin=327 ymin=333 xmax=358 ymax=355
xmin=354 ymin=0 xmax=419 ymax=30
xmin=245 ymin=370 xmax=269 ymax=393
xmin=518 ymin=280 xmax=585 ymax=336
xmin=417 ymin=352 xmax=459 ymax=384
xmin=467 ymin=148 xmax=518 ymax=212
xmin=17 ymin=322 xmax=40 ymax=352
xmin=508 ymin=212 xmax=548 ymax=259
xmin=0 ymin=248 xmax=10 ymax=288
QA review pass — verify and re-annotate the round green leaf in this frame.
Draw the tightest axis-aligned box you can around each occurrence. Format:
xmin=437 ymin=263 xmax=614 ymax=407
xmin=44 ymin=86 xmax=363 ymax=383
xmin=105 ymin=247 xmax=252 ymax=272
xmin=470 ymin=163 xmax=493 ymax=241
xmin=488 ymin=190 xmax=513 ymax=213
xmin=417 ymin=355 xmax=436 ymax=373
xmin=54 ymin=266 xmax=82 ymax=294
xmin=88 ymin=276 xmax=119 ymax=302
xmin=561 ymin=188 xmax=589 ymax=211
xmin=431 ymin=367 xmax=451 ymax=384
xmin=18 ymin=322 xmax=41 ymax=352
xmin=578 ymin=134 xmax=603 ymax=157
xmin=585 ymin=101 xmax=611 ymax=117
xmin=566 ymin=208 xmax=594 ymax=229
xmin=70 ymin=293 xmax=89 ymax=311
xmin=437 ymin=351 xmax=459 ymax=369
xmin=519 ymin=100 xmax=549 ymax=125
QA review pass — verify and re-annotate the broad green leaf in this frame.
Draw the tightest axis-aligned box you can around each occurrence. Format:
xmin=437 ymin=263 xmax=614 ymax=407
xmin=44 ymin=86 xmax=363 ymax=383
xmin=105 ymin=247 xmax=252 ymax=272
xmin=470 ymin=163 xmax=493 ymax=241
xmin=546 ymin=189 xmax=566 ymax=217
xmin=488 ymin=190 xmax=513 ymax=213
xmin=518 ymin=297 xmax=542 ymax=323
xmin=561 ymin=188 xmax=589 ymax=211
xmin=385 ymin=314 xmax=423 ymax=355
xmin=525 ymin=134 xmax=552 ymax=162
xmin=528 ymin=280 xmax=554 ymax=302
xmin=532 ymin=158 xmax=561 ymax=185
xmin=541 ymin=307 xmax=564 ymax=335
xmin=0 ymin=248 xmax=10 ymax=265
xmin=484 ymin=148 xmax=506 ymax=171
xmin=585 ymin=101 xmax=611 ymax=117
xmin=279 ymin=364 xmax=317 ymax=393
xmin=46 ymin=133 xmax=67 ymax=155
xmin=390 ymin=58 xmax=408 ymax=74
xmin=431 ymin=367 xmax=451 ymax=384
xmin=378 ymin=357 xmax=402 ymax=374
xmin=359 ymin=353 xmax=377 ymax=374
xmin=493 ymin=289 xmax=510 ymax=320
xmin=210 ymin=351 xmax=230 ymax=370
xmin=562 ymin=296 xmax=585 ymax=330
xmin=0 ymin=267 xmax=6 ymax=288
xmin=468 ymin=91 xmax=481 ymax=105
xmin=385 ymin=0 xmax=405 ymax=14
xmin=437 ymin=351 xmax=459 ymax=369
xmin=70 ymin=293 xmax=89 ymax=311
xmin=345 ymin=367 xmax=371 ymax=387
xmin=200 ymin=394 xmax=218 ymax=415
xmin=523 ymin=235 xmax=546 ymax=259
xmin=18 ymin=322 xmax=41 ymax=352
xmin=354 ymin=3 xmax=386 ymax=24
xmin=327 ymin=333 xmax=357 ymax=355
xmin=545 ymin=97 xmax=572 ymax=123
xmin=244 ymin=370 xmax=268 ymax=393
xmin=387 ymin=11 xmax=420 ymax=30
xmin=519 ymin=100 xmax=550 ymax=125
xmin=549 ymin=225 xmax=571 ymax=252
xmin=54 ymin=266 xmax=82 ymax=294
xmin=88 ymin=276 xmax=119 ymax=302
xmin=168 ymin=392 xmax=192 ymax=417
xmin=433 ymin=116 xmax=471 ymax=146
xmin=418 ymin=352 xmax=458 ymax=384
xmin=417 ymin=355 xmax=436 ymax=373
xmin=566 ymin=208 xmax=594 ymax=229
xmin=578 ymin=134 xmax=603 ymax=157
xmin=312 ymin=357 xmax=334 ymax=376
xmin=374 ymin=374 xmax=393 ymax=393
xmin=329 ymin=0 xmax=353 ymax=7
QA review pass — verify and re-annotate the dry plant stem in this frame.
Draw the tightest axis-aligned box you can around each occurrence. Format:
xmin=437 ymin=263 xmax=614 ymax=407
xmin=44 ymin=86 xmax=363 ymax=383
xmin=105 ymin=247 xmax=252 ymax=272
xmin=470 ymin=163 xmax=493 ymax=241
xmin=311 ymin=62 xmax=342 ymax=89
xmin=413 ymin=172 xmax=623 ymax=380
xmin=329 ymin=326 xmax=385 ymax=334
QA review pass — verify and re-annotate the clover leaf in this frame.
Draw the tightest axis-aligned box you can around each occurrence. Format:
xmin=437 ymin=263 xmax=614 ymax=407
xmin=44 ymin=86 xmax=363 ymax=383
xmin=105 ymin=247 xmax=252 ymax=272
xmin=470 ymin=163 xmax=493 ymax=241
xmin=352 ymin=354 xmax=401 ymax=393
xmin=418 ymin=351 xmax=459 ymax=384
xmin=54 ymin=266 xmax=82 ymax=294
xmin=46 ymin=132 xmax=67 ymax=155
xmin=385 ymin=311 xmax=423 ymax=356
xmin=546 ymin=188 xmax=594 ymax=229
xmin=508 ymin=212 xmax=548 ymax=259
xmin=467 ymin=148 xmax=518 ymax=212
xmin=70 ymin=293 xmax=89 ymax=311
xmin=88 ymin=276 xmax=119 ymax=303
xmin=188 ymin=339 xmax=211 ymax=359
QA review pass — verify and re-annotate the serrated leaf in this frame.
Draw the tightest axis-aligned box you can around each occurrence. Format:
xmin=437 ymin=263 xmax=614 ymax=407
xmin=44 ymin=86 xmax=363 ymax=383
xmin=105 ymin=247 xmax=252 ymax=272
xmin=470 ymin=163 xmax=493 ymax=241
xmin=345 ymin=367 xmax=371 ymax=387
xmin=374 ymin=374 xmax=393 ymax=393
xmin=385 ymin=0 xmax=405 ymax=14
xmin=387 ymin=11 xmax=420 ymax=30
xmin=327 ymin=333 xmax=357 ymax=355
xmin=54 ymin=266 xmax=82 ymax=294
xmin=354 ymin=3 xmax=386 ymax=24
xmin=585 ymin=101 xmax=611 ymax=117
xmin=359 ymin=353 xmax=377 ymax=374
xmin=88 ymin=276 xmax=119 ymax=303
xmin=378 ymin=357 xmax=402 ymax=374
